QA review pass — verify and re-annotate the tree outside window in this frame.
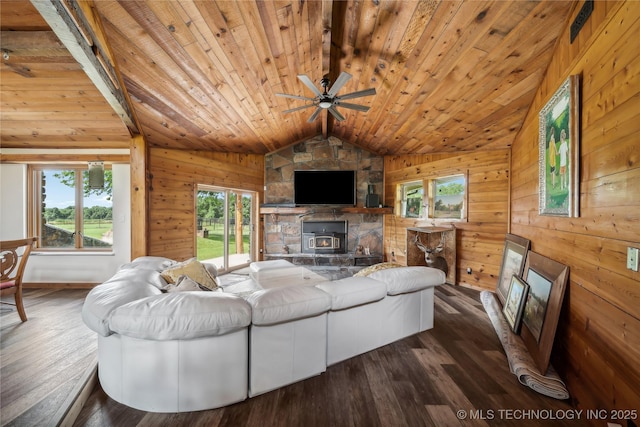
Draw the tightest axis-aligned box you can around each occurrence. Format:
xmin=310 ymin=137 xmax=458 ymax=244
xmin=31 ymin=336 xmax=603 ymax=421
xmin=433 ymin=175 xmax=465 ymax=219
xmin=32 ymin=167 xmax=113 ymax=249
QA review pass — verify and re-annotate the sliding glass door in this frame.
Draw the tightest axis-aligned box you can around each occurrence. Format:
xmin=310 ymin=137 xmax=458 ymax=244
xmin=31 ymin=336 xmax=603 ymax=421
xmin=196 ymin=185 xmax=255 ymax=272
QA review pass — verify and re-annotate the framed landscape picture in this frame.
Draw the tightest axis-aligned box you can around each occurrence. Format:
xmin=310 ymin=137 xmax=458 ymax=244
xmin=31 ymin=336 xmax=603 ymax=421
xmin=538 ymin=75 xmax=580 ymax=217
xmin=496 ymin=234 xmax=531 ymax=306
xmin=522 ymin=268 xmax=553 ymax=343
xmin=520 ymin=251 xmax=569 ymax=374
xmin=503 ymin=275 xmax=529 ymax=334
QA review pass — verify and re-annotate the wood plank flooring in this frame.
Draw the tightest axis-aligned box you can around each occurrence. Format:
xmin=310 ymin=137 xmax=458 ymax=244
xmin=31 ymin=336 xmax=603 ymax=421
xmin=71 ymin=284 xmax=582 ymax=427
xmin=0 ymin=289 xmax=96 ymax=427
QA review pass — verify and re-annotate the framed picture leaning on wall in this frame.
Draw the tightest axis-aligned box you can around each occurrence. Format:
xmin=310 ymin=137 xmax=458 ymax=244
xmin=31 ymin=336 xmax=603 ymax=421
xmin=503 ymin=275 xmax=529 ymax=334
xmin=521 ymin=251 xmax=569 ymax=374
xmin=538 ymin=75 xmax=580 ymax=217
xmin=496 ymin=234 xmax=531 ymax=306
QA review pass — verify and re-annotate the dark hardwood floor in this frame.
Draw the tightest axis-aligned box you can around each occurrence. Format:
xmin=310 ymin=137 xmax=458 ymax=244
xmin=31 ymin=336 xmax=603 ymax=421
xmin=71 ymin=284 xmax=581 ymax=427
xmin=1 ymin=281 xmax=582 ymax=427
xmin=1 ymin=288 xmax=96 ymax=427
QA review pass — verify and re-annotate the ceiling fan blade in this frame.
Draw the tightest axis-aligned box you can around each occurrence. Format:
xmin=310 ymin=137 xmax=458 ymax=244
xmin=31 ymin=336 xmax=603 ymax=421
xmin=328 ymin=106 xmax=345 ymax=121
xmin=283 ymin=104 xmax=316 ymax=114
xmin=307 ymin=107 xmax=322 ymax=123
xmin=297 ymin=75 xmax=323 ymax=97
xmin=327 ymin=72 xmax=352 ymax=97
xmin=335 ymin=102 xmax=370 ymax=112
xmin=276 ymin=93 xmax=316 ymax=101
xmin=337 ymin=87 xmax=376 ymax=101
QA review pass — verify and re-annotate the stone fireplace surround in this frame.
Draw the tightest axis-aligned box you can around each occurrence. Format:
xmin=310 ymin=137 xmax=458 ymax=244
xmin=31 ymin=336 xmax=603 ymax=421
xmin=263 ymin=136 xmax=385 ymax=265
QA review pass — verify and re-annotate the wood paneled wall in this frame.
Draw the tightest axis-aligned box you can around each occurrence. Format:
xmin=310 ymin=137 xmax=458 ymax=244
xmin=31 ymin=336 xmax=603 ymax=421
xmin=510 ymin=0 xmax=640 ymax=416
xmin=383 ymin=149 xmax=510 ymax=290
xmin=147 ymin=148 xmax=264 ymax=261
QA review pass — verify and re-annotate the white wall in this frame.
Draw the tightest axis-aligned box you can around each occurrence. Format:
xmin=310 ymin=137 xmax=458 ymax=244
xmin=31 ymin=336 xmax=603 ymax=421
xmin=0 ymin=163 xmax=131 ymax=284
xmin=0 ymin=164 xmax=27 ymax=238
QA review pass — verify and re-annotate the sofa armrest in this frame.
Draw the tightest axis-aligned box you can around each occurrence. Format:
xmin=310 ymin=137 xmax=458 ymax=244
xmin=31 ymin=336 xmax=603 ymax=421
xmin=82 ymin=280 xmax=161 ymax=336
xmin=109 ymin=292 xmax=252 ymax=340
xmin=368 ymin=266 xmax=445 ymax=295
xmin=316 ymin=276 xmax=387 ymax=310
xmin=247 ymin=286 xmax=331 ymax=325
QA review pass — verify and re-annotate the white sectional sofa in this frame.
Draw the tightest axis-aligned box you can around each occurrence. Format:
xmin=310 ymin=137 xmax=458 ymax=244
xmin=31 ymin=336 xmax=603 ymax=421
xmin=318 ymin=267 xmax=439 ymax=366
xmin=245 ymin=285 xmax=332 ymax=396
xmin=81 ymin=257 xmax=445 ymax=413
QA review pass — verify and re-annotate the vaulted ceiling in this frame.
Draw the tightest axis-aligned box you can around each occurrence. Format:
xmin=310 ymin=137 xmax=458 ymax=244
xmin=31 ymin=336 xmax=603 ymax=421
xmin=1 ymin=0 xmax=576 ymax=155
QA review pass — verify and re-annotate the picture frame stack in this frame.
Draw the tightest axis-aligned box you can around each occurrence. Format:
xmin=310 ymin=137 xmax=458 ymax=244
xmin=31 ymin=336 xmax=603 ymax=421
xmin=495 ymin=234 xmax=569 ymax=374
xmin=502 ymin=275 xmax=528 ymax=334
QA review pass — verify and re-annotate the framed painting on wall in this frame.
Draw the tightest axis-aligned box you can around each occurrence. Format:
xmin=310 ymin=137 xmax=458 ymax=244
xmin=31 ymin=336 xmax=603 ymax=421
xmin=538 ymin=75 xmax=580 ymax=217
xmin=495 ymin=234 xmax=531 ymax=306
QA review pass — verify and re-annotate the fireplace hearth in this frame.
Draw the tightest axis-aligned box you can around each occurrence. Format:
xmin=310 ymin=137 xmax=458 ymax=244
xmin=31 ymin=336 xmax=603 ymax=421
xmin=302 ymin=220 xmax=347 ymax=254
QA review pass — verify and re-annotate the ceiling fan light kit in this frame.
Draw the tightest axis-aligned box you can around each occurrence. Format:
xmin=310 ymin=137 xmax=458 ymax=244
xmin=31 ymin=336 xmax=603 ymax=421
xmin=276 ymin=72 xmax=376 ymax=122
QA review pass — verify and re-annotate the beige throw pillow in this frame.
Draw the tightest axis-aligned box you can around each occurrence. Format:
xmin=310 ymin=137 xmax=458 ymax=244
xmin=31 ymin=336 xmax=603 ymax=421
xmin=163 ymin=275 xmax=201 ymax=292
xmin=161 ymin=258 xmax=219 ymax=290
xmin=354 ymin=262 xmax=403 ymax=277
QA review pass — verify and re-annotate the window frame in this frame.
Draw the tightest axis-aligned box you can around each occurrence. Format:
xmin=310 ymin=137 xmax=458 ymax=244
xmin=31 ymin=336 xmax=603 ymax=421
xmin=396 ymin=169 xmax=469 ymax=223
xmin=428 ymin=173 xmax=468 ymax=221
xmin=398 ymin=180 xmax=425 ymax=218
xmin=195 ymin=184 xmax=258 ymax=273
xmin=28 ymin=164 xmax=113 ymax=251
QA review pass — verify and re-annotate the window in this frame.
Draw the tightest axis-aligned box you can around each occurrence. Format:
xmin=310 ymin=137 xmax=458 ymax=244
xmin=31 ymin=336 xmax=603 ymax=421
xmin=196 ymin=185 xmax=256 ymax=272
xmin=399 ymin=181 xmax=424 ymax=218
xmin=30 ymin=166 xmax=113 ymax=250
xmin=397 ymin=172 xmax=467 ymax=221
xmin=431 ymin=174 xmax=466 ymax=220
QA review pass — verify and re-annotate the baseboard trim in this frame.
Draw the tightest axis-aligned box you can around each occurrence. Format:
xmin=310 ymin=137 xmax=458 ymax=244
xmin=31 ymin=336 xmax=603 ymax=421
xmin=23 ymin=282 xmax=98 ymax=289
xmin=54 ymin=356 xmax=98 ymax=427
xmin=456 ymin=282 xmax=488 ymax=292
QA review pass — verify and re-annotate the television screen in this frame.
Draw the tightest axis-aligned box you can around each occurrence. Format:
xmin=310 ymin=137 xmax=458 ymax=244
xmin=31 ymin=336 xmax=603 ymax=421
xmin=294 ymin=170 xmax=356 ymax=206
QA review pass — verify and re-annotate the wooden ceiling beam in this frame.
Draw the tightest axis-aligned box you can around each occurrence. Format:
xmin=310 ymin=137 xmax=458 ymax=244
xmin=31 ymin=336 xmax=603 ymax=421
xmin=0 ymin=153 xmax=130 ymax=164
xmin=321 ymin=0 xmax=333 ymax=78
xmin=29 ymin=0 xmax=138 ymax=133
xmin=0 ymin=31 xmax=68 ymax=55
xmin=321 ymin=0 xmax=332 ymax=140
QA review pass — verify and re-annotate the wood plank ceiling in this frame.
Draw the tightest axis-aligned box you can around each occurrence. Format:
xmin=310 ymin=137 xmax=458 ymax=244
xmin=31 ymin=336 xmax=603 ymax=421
xmin=0 ymin=1 xmax=131 ymax=149
xmin=1 ymin=0 xmax=576 ymax=155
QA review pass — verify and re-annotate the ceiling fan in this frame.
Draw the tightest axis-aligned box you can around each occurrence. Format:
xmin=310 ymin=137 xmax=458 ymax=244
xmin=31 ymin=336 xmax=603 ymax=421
xmin=276 ymin=72 xmax=376 ymax=123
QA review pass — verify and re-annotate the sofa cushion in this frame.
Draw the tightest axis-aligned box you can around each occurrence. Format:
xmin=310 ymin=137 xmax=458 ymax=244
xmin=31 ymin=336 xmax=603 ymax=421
xmin=222 ymin=278 xmax=262 ymax=298
xmin=119 ymin=256 xmax=177 ymax=272
xmin=202 ymin=261 xmax=219 ymax=279
xmin=109 ymin=292 xmax=252 ymax=340
xmin=246 ymin=286 xmax=331 ymax=326
xmin=105 ymin=268 xmax=169 ymax=289
xmin=161 ymin=258 xmax=219 ymax=290
xmin=81 ymin=280 xmax=161 ymax=336
xmin=368 ymin=266 xmax=445 ymax=295
xmin=249 ymin=259 xmax=295 ymax=273
xmin=315 ymin=276 xmax=387 ymax=310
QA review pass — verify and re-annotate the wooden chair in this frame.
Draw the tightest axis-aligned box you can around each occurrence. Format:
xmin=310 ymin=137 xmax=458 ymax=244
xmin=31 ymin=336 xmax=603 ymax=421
xmin=1 ymin=237 xmax=36 ymax=322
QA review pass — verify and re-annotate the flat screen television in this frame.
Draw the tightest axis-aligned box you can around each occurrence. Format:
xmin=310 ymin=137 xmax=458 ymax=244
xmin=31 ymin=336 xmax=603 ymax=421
xmin=294 ymin=170 xmax=356 ymax=206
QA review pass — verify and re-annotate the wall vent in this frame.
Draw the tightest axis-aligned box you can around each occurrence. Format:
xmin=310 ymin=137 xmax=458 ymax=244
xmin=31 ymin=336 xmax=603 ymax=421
xmin=570 ymin=0 xmax=594 ymax=43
